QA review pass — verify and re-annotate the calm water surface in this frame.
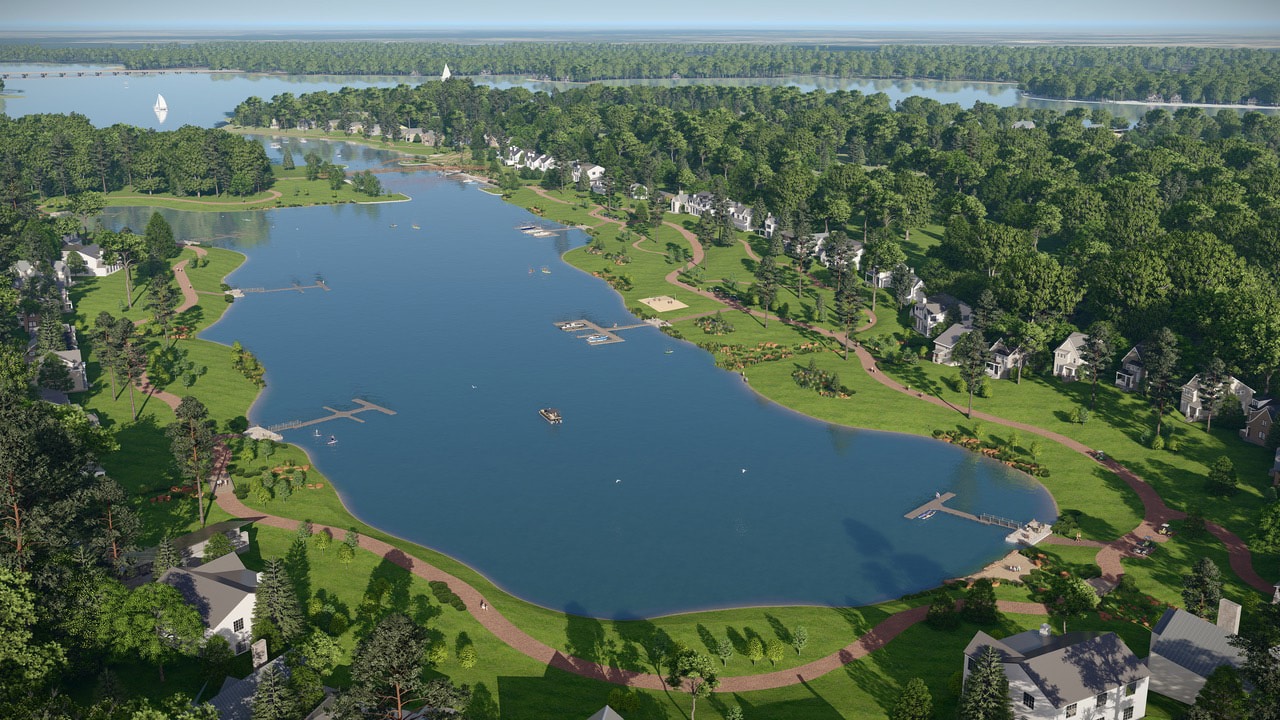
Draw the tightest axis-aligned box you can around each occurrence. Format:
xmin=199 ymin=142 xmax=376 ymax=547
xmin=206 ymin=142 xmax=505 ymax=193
xmin=4 ymin=64 xmax=1274 ymax=127
xmin=102 ymin=139 xmax=1056 ymax=618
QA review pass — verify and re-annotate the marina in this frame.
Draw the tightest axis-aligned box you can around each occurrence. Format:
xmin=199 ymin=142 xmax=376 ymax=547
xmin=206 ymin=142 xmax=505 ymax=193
xmin=554 ymin=318 xmax=651 ymax=346
xmin=265 ymin=398 xmax=396 ymax=432
xmin=904 ymin=492 xmax=1052 ymax=546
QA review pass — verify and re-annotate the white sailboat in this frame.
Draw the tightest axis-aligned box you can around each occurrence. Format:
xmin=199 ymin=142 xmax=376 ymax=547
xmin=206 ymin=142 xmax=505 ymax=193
xmin=153 ymin=93 xmax=168 ymax=124
xmin=441 ymin=64 xmax=451 ymax=81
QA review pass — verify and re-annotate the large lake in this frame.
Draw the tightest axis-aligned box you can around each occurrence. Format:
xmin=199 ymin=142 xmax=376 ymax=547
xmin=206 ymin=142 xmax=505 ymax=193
xmin=3 ymin=63 xmax=1275 ymax=128
xmin=13 ymin=65 xmax=1062 ymax=618
xmin=99 ymin=138 xmax=1055 ymax=618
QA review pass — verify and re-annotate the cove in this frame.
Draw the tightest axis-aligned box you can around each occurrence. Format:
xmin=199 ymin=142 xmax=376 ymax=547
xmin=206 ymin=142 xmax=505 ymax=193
xmin=104 ymin=138 xmax=1056 ymax=619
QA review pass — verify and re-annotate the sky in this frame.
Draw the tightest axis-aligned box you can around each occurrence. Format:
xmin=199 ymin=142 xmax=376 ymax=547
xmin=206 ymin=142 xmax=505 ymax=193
xmin=4 ymin=0 xmax=1279 ymax=33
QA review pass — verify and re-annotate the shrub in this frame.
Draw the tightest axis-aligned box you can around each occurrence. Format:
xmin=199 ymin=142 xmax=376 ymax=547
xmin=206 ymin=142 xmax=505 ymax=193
xmin=1149 ymin=433 xmax=1165 ymax=450
xmin=312 ymin=530 xmax=331 ymax=551
xmin=328 ymin=613 xmax=348 ymax=636
xmin=976 ymin=379 xmax=993 ymax=398
xmin=232 ymin=483 xmax=250 ymax=500
xmin=457 ymin=645 xmax=478 ymax=669
xmin=926 ymin=592 xmax=960 ymax=630
xmin=427 ymin=642 xmax=449 ymax=665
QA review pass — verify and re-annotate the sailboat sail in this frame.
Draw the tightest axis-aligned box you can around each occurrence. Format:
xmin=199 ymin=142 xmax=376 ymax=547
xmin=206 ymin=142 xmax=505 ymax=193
xmin=154 ymin=94 xmax=167 ymax=112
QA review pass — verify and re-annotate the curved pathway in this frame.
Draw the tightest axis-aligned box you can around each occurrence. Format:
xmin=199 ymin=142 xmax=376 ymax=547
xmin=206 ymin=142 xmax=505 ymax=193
xmin=644 ymin=209 xmax=1273 ymax=595
xmin=109 ymin=189 xmax=283 ymax=206
xmin=212 ymin=486 xmax=1044 ymax=691
xmin=128 ymin=247 xmax=211 ymax=413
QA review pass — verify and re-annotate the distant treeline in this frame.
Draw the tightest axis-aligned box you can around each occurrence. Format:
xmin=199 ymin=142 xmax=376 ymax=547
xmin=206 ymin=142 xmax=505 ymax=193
xmin=3 ymin=42 xmax=1280 ymax=105
xmin=0 ymin=114 xmax=273 ymax=201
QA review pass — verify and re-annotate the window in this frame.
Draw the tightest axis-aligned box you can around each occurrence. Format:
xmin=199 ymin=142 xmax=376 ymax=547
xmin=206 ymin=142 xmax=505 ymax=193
xmin=1022 ymin=692 xmax=1035 ymax=710
xmin=233 ymin=618 xmax=244 ymax=632
xmin=1125 ymin=681 xmax=1138 ymax=697
xmin=1123 ymin=707 xmax=1134 ymax=720
xmin=236 ymin=641 xmax=247 ymax=654
xmin=967 ymin=657 xmax=977 ymax=672
xmin=1065 ymin=703 xmax=1078 ymax=718
xmin=1096 ymin=692 xmax=1108 ymax=706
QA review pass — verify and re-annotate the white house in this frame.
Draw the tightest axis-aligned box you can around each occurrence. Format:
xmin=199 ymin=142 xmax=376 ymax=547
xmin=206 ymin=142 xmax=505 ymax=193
xmin=160 ymin=551 xmax=259 ymax=655
xmin=670 ymin=191 xmax=715 ymax=217
xmin=1053 ymin=332 xmax=1089 ymax=380
xmin=1146 ymin=600 xmax=1245 ymax=704
xmin=1115 ymin=346 xmax=1145 ymax=392
xmin=932 ymin=323 xmax=971 ymax=365
xmin=987 ymin=339 xmax=1026 ymax=380
xmin=726 ymin=201 xmax=755 ymax=231
xmin=912 ymin=294 xmax=972 ymax=336
xmin=964 ymin=627 xmax=1150 ymax=720
xmin=762 ymin=213 xmax=779 ymax=238
xmin=571 ymin=162 xmax=606 ymax=185
xmin=62 ymin=243 xmax=122 ymax=277
xmin=1180 ymin=374 xmax=1255 ymax=422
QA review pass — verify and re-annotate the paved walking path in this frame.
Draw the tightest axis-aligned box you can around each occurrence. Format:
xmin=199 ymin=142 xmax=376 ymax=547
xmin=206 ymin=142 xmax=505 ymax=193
xmin=212 ymin=485 xmax=1043 ymax=691
xmin=646 ymin=210 xmax=1273 ymax=595
xmin=128 ymin=247 xmax=211 ymax=413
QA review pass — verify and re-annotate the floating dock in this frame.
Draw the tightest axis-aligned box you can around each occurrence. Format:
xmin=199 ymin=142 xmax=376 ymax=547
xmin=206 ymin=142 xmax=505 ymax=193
xmin=904 ymin=492 xmax=1049 ymax=545
xmin=554 ymin=319 xmax=650 ymax=346
xmin=266 ymin=399 xmax=396 ymax=432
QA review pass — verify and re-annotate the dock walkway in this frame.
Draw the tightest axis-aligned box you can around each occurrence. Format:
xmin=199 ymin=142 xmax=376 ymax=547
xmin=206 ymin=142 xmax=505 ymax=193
xmin=266 ymin=399 xmax=395 ymax=432
xmin=905 ymin=492 xmax=1045 ymax=544
xmin=554 ymin=319 xmax=651 ymax=346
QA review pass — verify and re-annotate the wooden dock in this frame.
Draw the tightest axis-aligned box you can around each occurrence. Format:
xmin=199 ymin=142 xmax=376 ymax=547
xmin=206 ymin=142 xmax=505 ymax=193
xmin=554 ymin=319 xmax=651 ymax=347
xmin=266 ymin=399 xmax=396 ymax=432
xmin=238 ymin=280 xmax=330 ymax=294
xmin=904 ymin=492 xmax=1022 ymax=530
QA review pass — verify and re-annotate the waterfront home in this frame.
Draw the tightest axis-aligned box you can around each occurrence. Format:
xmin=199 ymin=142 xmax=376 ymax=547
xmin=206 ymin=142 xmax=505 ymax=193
xmin=1115 ymin=346 xmax=1145 ymax=392
xmin=727 ymin=200 xmax=755 ymax=231
xmin=1146 ymin=600 xmax=1245 ymax=704
xmin=62 ymin=242 xmax=122 ymax=277
xmin=399 ymin=126 xmax=424 ymax=143
xmin=174 ymin=519 xmax=253 ymax=563
xmin=931 ymin=323 xmax=970 ymax=365
xmin=159 ymin=551 xmax=259 ymax=654
xmin=913 ymin=294 xmax=972 ymax=336
xmin=964 ymin=627 xmax=1149 ymax=720
xmin=670 ymin=190 xmax=715 ymax=217
xmin=1240 ymin=399 xmax=1277 ymax=446
xmin=571 ymin=162 xmax=606 ymax=186
xmin=1179 ymin=374 xmax=1255 ymax=423
xmin=1052 ymin=332 xmax=1089 ymax=380
xmin=986 ymin=339 xmax=1026 ymax=380
xmin=762 ymin=213 xmax=778 ymax=238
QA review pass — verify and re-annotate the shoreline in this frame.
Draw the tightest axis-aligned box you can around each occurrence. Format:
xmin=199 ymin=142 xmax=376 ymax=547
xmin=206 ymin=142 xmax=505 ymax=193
xmin=1019 ymin=89 xmax=1280 ymax=111
xmin=200 ymin=136 xmax=1044 ymax=622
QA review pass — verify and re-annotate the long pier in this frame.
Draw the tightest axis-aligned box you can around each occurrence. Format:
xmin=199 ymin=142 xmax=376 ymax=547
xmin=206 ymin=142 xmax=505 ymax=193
xmin=904 ymin=492 xmax=1020 ymax=529
xmin=237 ymin=280 xmax=329 ymax=294
xmin=266 ymin=399 xmax=396 ymax=432
xmin=554 ymin=319 xmax=651 ymax=346
xmin=1 ymin=69 xmax=245 ymax=80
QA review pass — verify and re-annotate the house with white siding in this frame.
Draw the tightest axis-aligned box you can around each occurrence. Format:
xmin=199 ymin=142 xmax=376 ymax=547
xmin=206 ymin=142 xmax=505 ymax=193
xmin=1180 ymin=374 xmax=1255 ymax=423
xmin=160 ymin=551 xmax=259 ymax=655
xmin=964 ymin=627 xmax=1149 ymax=720
xmin=1053 ymin=332 xmax=1089 ymax=380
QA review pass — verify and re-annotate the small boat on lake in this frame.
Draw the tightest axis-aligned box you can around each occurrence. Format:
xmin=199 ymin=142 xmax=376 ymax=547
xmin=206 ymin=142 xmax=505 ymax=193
xmin=412 ymin=224 xmax=421 ymax=230
xmin=540 ymin=266 xmax=551 ymax=274
xmin=915 ymin=510 xmax=936 ymax=520
xmin=326 ymin=435 xmax=338 ymax=446
xmin=539 ymin=408 xmax=563 ymax=425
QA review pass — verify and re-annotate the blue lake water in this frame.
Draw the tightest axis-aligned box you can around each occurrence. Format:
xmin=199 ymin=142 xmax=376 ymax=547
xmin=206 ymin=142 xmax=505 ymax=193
xmin=4 ymin=63 xmax=1274 ymax=128
xmin=101 ymin=138 xmax=1057 ymax=618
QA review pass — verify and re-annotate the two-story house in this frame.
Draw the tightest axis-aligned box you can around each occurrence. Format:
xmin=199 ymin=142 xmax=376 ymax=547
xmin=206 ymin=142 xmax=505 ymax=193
xmin=669 ymin=191 xmax=715 ymax=217
xmin=987 ymin=339 xmax=1026 ymax=380
xmin=1180 ymin=374 xmax=1255 ymax=423
xmin=931 ymin=323 xmax=971 ymax=365
xmin=1240 ymin=399 xmax=1277 ymax=446
xmin=1115 ymin=346 xmax=1145 ymax=392
xmin=1053 ymin=332 xmax=1089 ymax=380
xmin=964 ymin=627 xmax=1149 ymax=720
xmin=571 ymin=162 xmax=606 ymax=187
xmin=62 ymin=242 xmax=123 ymax=277
xmin=160 ymin=551 xmax=259 ymax=654
xmin=1147 ymin=600 xmax=1245 ymax=704
xmin=912 ymin=294 xmax=972 ymax=336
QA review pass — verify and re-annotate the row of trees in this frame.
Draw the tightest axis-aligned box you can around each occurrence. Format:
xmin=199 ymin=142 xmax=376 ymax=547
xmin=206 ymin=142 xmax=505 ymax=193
xmin=5 ymin=42 xmax=1280 ymax=103
xmin=238 ymin=80 xmax=1280 ymax=392
xmin=0 ymin=114 xmax=273 ymax=201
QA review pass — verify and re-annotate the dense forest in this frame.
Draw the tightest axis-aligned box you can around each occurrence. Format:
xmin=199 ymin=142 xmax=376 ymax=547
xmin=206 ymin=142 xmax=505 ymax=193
xmin=4 ymin=42 xmax=1280 ymax=104
xmin=237 ymin=79 xmax=1280 ymax=391
xmin=0 ymin=115 xmax=274 ymax=203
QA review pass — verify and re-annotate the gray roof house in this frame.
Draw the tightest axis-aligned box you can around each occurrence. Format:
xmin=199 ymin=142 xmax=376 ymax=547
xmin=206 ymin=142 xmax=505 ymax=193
xmin=1115 ymin=346 xmax=1145 ymax=392
xmin=1241 ymin=399 xmax=1278 ymax=447
xmin=1146 ymin=600 xmax=1245 ymax=704
xmin=1053 ymin=332 xmax=1089 ymax=380
xmin=205 ymin=657 xmax=340 ymax=720
xmin=160 ymin=550 xmax=259 ymax=654
xmin=670 ymin=190 xmax=715 ymax=217
xmin=1180 ymin=374 xmax=1255 ymax=423
xmin=987 ymin=339 xmax=1026 ymax=380
xmin=931 ymin=323 xmax=971 ymax=365
xmin=964 ymin=627 xmax=1150 ymax=720
xmin=586 ymin=707 xmax=627 ymax=720
xmin=912 ymin=294 xmax=971 ymax=336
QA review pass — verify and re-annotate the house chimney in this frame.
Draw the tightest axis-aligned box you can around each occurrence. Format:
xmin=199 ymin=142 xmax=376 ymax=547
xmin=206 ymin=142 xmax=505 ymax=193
xmin=1217 ymin=599 xmax=1242 ymax=635
xmin=1039 ymin=623 xmax=1052 ymax=637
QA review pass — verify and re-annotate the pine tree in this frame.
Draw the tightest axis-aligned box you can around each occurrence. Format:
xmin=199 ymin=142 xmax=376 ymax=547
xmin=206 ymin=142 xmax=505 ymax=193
xmin=958 ymin=646 xmax=1014 ymax=720
xmin=1182 ymin=557 xmax=1223 ymax=620
xmin=167 ymin=397 xmax=215 ymax=526
xmin=1199 ymin=357 xmax=1229 ymax=432
xmin=253 ymin=558 xmax=306 ymax=647
xmin=890 ymin=676 xmax=934 ymax=720
xmin=954 ymin=329 xmax=991 ymax=419
xmin=143 ymin=212 xmax=178 ymax=260
xmin=36 ymin=305 xmax=65 ymax=354
xmin=281 ymin=148 xmax=295 ymax=171
xmin=37 ymin=353 xmax=74 ymax=392
xmin=926 ymin=591 xmax=960 ymax=629
xmin=1081 ymin=320 xmax=1118 ymax=411
xmin=251 ymin=662 xmax=299 ymax=720
xmin=1143 ymin=327 xmax=1181 ymax=439
xmin=962 ymin=578 xmax=999 ymax=624
xmin=153 ymin=538 xmax=180 ymax=577
xmin=336 ymin=613 xmax=432 ymax=719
